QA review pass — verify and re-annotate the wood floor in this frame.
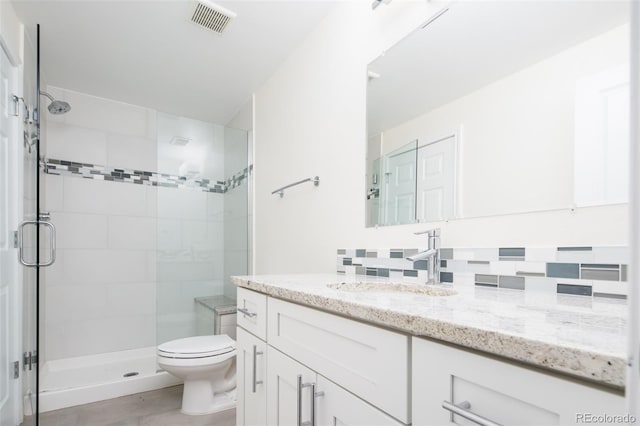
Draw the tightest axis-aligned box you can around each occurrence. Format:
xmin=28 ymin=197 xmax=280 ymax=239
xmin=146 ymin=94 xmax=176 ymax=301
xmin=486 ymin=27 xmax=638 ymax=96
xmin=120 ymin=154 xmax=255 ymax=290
xmin=22 ymin=385 xmax=236 ymax=426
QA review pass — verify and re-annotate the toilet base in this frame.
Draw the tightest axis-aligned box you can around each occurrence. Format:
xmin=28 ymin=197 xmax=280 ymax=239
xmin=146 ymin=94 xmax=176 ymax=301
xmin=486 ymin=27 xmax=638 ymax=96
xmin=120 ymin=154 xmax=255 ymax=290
xmin=181 ymin=380 xmax=236 ymax=415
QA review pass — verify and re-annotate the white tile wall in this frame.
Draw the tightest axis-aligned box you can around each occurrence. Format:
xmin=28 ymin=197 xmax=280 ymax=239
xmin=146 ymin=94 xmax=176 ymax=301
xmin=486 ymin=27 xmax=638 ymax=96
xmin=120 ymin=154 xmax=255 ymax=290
xmin=45 ymin=121 xmax=108 ymax=165
xmin=52 ymin=212 xmax=108 ymax=249
xmin=108 ymin=216 xmax=157 ymax=250
xmin=41 ymin=87 xmax=244 ymax=362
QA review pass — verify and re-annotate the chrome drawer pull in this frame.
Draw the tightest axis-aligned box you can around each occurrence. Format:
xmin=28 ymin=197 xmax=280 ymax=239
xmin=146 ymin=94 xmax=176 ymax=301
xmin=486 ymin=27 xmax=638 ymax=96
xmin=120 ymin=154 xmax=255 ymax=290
xmin=237 ymin=307 xmax=257 ymax=318
xmin=442 ymin=400 xmax=503 ymax=426
xmin=252 ymin=345 xmax=263 ymax=393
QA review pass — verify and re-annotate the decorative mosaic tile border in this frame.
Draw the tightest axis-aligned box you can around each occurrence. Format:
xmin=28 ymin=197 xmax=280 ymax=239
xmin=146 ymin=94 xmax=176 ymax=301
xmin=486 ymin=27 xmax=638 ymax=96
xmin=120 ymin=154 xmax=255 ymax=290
xmin=42 ymin=158 xmax=252 ymax=194
xmin=337 ymin=246 xmax=628 ymax=299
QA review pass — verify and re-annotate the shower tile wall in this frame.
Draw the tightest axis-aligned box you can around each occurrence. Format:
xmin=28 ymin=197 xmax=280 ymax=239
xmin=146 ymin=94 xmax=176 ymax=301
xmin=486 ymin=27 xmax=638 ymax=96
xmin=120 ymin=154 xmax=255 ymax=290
xmin=41 ymin=86 xmax=158 ymax=361
xmin=40 ymin=87 xmax=247 ymax=361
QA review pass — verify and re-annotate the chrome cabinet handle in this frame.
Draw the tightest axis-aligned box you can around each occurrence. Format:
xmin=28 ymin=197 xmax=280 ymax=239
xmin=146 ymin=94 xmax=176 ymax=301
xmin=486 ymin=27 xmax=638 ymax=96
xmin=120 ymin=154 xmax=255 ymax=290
xmin=252 ymin=345 xmax=263 ymax=393
xmin=297 ymin=375 xmax=304 ymax=426
xmin=17 ymin=219 xmax=56 ymax=267
xmin=297 ymin=375 xmax=324 ymax=426
xmin=237 ymin=307 xmax=257 ymax=318
xmin=442 ymin=400 xmax=503 ymax=426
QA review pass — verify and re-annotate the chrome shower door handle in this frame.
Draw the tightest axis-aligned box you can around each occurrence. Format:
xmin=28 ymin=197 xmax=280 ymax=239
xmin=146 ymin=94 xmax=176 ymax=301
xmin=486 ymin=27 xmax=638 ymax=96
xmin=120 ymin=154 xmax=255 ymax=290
xmin=17 ymin=219 xmax=56 ymax=267
xmin=252 ymin=345 xmax=263 ymax=393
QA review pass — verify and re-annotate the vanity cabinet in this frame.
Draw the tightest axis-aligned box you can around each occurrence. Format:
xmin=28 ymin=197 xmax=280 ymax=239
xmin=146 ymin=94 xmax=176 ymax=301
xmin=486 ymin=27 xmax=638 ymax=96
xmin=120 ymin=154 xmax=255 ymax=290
xmin=412 ymin=337 xmax=625 ymax=425
xmin=236 ymin=327 xmax=267 ymax=426
xmin=237 ymin=286 xmax=625 ymax=426
xmin=267 ymin=345 xmax=403 ymax=426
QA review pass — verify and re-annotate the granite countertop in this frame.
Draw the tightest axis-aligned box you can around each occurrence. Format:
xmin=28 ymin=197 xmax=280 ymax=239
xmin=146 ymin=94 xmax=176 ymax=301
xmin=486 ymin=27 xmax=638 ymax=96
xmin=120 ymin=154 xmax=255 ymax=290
xmin=232 ymin=274 xmax=627 ymax=389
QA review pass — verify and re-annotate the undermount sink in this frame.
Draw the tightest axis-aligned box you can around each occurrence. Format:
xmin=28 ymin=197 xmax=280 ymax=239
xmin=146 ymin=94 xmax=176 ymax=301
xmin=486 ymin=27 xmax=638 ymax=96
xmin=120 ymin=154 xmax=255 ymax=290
xmin=327 ymin=282 xmax=457 ymax=296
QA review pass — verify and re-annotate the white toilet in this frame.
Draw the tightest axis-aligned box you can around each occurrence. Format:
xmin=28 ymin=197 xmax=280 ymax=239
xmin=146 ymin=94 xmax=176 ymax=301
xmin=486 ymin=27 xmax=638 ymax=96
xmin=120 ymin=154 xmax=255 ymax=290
xmin=157 ymin=334 xmax=236 ymax=415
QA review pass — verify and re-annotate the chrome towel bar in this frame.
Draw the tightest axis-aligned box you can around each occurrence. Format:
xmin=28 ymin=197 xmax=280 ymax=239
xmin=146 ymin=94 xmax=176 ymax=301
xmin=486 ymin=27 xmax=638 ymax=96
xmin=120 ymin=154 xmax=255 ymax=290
xmin=272 ymin=176 xmax=320 ymax=198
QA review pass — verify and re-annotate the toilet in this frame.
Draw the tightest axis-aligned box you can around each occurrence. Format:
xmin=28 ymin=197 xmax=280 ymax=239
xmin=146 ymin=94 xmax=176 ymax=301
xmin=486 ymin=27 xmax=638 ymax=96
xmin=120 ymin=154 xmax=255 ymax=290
xmin=157 ymin=334 xmax=236 ymax=415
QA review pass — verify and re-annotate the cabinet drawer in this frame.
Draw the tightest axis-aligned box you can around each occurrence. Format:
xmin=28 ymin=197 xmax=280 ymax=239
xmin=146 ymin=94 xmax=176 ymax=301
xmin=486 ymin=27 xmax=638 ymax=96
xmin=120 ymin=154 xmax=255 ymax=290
xmin=412 ymin=337 xmax=625 ymax=425
xmin=237 ymin=287 xmax=267 ymax=340
xmin=268 ymin=297 xmax=410 ymax=423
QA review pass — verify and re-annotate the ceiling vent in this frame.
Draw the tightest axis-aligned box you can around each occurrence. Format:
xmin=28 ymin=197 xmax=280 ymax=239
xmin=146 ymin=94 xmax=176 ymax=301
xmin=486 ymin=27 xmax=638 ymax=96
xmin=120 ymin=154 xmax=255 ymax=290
xmin=169 ymin=136 xmax=191 ymax=146
xmin=191 ymin=0 xmax=236 ymax=34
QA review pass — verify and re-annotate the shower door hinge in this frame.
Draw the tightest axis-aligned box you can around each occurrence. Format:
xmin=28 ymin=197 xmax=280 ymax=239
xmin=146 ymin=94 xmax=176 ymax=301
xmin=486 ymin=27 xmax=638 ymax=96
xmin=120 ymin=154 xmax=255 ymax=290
xmin=13 ymin=361 xmax=19 ymax=379
xmin=23 ymin=351 xmax=37 ymax=371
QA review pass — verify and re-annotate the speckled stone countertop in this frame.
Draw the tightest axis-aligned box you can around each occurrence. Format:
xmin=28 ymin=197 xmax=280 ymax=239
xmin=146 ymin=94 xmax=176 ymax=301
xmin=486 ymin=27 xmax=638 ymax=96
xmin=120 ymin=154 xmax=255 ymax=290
xmin=232 ymin=274 xmax=627 ymax=388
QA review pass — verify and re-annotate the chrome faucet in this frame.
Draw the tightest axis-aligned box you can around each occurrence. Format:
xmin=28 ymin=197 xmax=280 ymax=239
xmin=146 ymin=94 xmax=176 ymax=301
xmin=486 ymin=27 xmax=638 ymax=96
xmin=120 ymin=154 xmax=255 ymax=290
xmin=406 ymin=229 xmax=441 ymax=284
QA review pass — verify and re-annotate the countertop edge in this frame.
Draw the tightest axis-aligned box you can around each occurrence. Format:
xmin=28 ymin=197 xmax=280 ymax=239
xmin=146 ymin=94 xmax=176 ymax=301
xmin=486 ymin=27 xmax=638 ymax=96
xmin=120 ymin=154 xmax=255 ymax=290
xmin=233 ymin=277 xmax=625 ymax=389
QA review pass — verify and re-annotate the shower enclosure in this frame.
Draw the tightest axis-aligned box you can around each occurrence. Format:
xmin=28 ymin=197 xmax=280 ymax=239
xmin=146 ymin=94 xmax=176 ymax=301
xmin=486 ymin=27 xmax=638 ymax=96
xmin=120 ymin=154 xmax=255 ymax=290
xmin=3 ymin=24 xmax=251 ymax=425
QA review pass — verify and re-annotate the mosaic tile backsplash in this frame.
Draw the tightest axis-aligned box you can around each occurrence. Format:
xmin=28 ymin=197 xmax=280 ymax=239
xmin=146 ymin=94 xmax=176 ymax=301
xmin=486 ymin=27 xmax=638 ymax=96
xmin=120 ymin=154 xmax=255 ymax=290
xmin=337 ymin=246 xmax=628 ymax=299
xmin=42 ymin=158 xmax=252 ymax=193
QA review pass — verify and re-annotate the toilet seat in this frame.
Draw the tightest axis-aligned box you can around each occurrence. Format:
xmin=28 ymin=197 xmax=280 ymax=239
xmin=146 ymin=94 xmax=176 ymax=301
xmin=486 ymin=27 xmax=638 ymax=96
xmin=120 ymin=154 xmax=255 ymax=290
xmin=158 ymin=335 xmax=235 ymax=359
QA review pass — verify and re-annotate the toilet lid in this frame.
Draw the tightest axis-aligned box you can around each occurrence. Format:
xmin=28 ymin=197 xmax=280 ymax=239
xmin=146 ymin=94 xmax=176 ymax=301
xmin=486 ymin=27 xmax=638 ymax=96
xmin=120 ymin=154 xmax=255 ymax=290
xmin=158 ymin=335 xmax=235 ymax=359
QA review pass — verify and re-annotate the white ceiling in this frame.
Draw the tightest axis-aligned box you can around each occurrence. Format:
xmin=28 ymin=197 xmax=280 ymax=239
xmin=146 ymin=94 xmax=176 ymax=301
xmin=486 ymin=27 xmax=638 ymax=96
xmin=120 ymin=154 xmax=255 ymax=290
xmin=12 ymin=0 xmax=336 ymax=125
xmin=367 ymin=1 xmax=630 ymax=136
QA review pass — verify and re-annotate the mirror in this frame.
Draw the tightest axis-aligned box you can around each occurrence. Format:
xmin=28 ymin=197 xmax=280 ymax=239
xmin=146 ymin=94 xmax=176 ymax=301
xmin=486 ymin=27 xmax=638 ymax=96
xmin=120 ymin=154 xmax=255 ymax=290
xmin=366 ymin=1 xmax=630 ymax=227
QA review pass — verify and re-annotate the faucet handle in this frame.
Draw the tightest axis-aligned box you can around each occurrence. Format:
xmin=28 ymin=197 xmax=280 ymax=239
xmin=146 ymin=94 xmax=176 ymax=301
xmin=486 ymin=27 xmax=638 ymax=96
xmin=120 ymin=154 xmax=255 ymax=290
xmin=414 ymin=228 xmax=440 ymax=237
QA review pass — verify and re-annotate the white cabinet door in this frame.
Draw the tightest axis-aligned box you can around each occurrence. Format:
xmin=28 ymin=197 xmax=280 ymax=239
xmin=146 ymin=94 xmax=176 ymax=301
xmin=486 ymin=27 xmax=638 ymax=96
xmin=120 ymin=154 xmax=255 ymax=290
xmin=267 ymin=346 xmax=318 ymax=426
xmin=413 ymin=337 xmax=625 ymax=426
xmin=316 ymin=375 xmax=404 ymax=426
xmin=236 ymin=327 xmax=267 ymax=426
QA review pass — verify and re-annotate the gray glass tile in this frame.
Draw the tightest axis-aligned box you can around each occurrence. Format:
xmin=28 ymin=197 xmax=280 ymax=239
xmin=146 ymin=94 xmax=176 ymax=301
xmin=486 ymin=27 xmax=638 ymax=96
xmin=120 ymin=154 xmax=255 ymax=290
xmin=390 ymin=250 xmax=404 ymax=259
xmin=581 ymin=268 xmax=620 ymax=281
xmin=377 ymin=268 xmax=390 ymax=277
xmin=515 ymin=271 xmax=545 ymax=277
xmin=366 ymin=268 xmax=377 ymax=276
xmin=557 ymin=283 xmax=592 ymax=296
xmin=468 ymin=260 xmax=490 ymax=265
xmin=337 ymin=249 xmax=346 ymax=255
xmin=475 ymin=274 xmax=498 ymax=284
xmin=622 ymin=265 xmax=628 ymax=281
xmin=440 ymin=272 xmax=453 ymax=283
xmin=594 ymin=292 xmax=627 ymax=300
xmin=440 ymin=260 xmax=447 ymax=268
xmin=403 ymin=270 xmax=418 ymax=277
xmin=475 ymin=283 xmax=498 ymax=288
xmin=581 ymin=263 xmax=619 ymax=269
xmin=355 ymin=249 xmax=366 ymax=257
xmin=546 ymin=263 xmax=579 ymax=279
xmin=557 ymin=246 xmax=592 ymax=251
xmin=366 ymin=251 xmax=377 ymax=258
xmin=343 ymin=258 xmax=352 ymax=266
xmin=356 ymin=266 xmax=366 ymax=275
xmin=440 ymin=248 xmax=454 ymax=260
xmin=404 ymin=249 xmax=418 ymax=258
xmin=499 ymin=247 xmax=525 ymax=257
xmin=498 ymin=276 xmax=525 ymax=290
xmin=413 ymin=260 xmax=428 ymax=270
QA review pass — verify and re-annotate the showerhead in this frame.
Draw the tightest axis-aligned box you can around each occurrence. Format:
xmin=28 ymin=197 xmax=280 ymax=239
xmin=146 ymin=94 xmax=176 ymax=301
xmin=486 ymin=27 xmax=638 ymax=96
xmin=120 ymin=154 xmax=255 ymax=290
xmin=40 ymin=91 xmax=71 ymax=115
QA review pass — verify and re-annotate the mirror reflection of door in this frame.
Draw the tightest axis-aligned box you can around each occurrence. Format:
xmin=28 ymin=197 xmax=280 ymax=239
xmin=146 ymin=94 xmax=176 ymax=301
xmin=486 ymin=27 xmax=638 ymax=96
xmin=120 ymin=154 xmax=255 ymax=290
xmin=383 ymin=142 xmax=417 ymax=225
xmin=416 ymin=135 xmax=456 ymax=223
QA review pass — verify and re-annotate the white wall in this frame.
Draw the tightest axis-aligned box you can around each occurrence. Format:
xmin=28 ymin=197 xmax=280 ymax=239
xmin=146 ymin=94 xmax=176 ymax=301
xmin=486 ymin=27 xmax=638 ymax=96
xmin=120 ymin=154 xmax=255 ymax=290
xmin=253 ymin=1 xmax=629 ymax=275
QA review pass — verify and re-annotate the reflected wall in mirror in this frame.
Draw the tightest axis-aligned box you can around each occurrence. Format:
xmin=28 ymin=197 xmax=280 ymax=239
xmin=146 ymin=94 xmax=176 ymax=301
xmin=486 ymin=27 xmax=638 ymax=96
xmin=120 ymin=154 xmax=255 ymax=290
xmin=366 ymin=1 xmax=630 ymax=227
